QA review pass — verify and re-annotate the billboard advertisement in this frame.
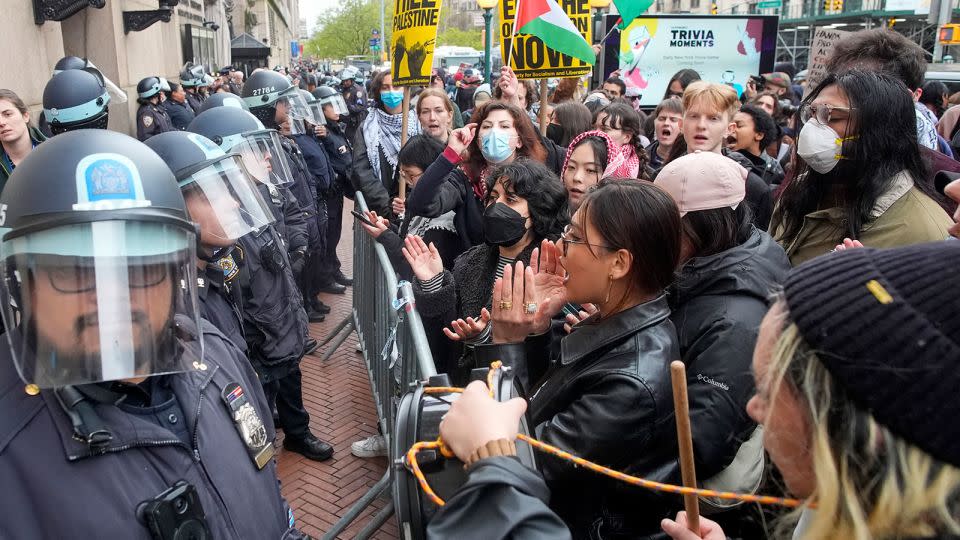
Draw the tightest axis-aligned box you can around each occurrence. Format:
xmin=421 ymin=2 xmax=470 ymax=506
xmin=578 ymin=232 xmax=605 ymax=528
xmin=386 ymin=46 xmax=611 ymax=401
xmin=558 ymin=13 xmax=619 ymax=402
xmin=601 ymin=15 xmax=778 ymax=108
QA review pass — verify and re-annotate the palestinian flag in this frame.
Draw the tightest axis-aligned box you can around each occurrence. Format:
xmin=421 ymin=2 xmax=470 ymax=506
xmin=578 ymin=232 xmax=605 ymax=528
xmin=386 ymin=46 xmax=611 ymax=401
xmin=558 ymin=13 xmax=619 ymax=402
xmin=515 ymin=0 xmax=595 ymax=65
xmin=613 ymin=0 xmax=655 ymax=29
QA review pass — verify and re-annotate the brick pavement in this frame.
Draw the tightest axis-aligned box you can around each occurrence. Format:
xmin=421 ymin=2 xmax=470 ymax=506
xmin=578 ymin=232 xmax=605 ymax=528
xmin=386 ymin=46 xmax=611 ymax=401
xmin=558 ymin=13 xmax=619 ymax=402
xmin=277 ymin=200 xmax=400 ymax=540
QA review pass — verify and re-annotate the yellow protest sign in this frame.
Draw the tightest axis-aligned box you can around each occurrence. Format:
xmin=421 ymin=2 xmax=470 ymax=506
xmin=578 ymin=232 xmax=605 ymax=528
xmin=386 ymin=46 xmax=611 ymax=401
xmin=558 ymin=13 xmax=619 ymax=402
xmin=391 ymin=0 xmax=443 ymax=86
xmin=500 ymin=0 xmax=592 ymax=80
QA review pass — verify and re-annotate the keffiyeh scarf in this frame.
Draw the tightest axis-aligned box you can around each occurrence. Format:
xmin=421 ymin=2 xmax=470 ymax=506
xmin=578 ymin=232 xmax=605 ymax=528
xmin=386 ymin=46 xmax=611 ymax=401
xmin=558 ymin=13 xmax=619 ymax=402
xmin=361 ymin=107 xmax=421 ymax=180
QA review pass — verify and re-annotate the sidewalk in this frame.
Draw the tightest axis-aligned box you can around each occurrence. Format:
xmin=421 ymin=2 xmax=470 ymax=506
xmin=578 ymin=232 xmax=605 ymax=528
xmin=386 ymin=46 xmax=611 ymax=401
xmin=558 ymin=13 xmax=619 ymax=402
xmin=276 ymin=201 xmax=398 ymax=539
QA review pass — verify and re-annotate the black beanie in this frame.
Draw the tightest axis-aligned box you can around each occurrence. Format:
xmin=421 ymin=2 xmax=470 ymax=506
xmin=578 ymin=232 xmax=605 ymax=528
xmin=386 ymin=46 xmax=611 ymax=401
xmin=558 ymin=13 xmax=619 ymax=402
xmin=783 ymin=241 xmax=960 ymax=467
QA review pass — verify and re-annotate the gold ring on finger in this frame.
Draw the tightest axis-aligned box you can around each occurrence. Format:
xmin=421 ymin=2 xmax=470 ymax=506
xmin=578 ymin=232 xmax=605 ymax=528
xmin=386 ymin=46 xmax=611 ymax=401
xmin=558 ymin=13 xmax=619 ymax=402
xmin=499 ymin=301 xmax=513 ymax=310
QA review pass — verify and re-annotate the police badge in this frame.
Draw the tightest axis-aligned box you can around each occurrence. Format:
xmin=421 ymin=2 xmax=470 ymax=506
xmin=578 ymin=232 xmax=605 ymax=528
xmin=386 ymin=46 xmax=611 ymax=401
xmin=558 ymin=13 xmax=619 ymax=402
xmin=221 ymin=382 xmax=275 ymax=469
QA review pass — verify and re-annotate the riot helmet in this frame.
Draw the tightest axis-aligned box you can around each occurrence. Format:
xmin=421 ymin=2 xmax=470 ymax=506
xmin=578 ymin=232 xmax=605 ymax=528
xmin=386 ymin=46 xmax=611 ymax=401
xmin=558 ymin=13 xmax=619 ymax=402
xmin=180 ymin=63 xmax=205 ymax=88
xmin=137 ymin=77 xmax=162 ymax=101
xmin=187 ymin=107 xmax=294 ymax=187
xmin=297 ymin=88 xmax=326 ymax=126
xmin=340 ymin=67 xmax=359 ymax=82
xmin=0 ymin=129 xmax=202 ymax=388
xmin=241 ymin=69 xmax=310 ymax=134
xmin=144 ymin=132 xmax=275 ymax=260
xmin=51 ymin=56 xmax=129 ymax=104
xmin=43 ymin=69 xmax=111 ymax=134
xmin=312 ymin=86 xmax=349 ymax=118
xmin=197 ymin=92 xmax=250 ymax=114
xmin=52 ymin=55 xmax=87 ymax=74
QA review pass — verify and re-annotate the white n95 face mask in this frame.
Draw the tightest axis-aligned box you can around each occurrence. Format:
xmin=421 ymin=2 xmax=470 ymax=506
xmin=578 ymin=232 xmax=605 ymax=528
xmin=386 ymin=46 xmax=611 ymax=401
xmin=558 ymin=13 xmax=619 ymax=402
xmin=797 ymin=120 xmax=856 ymax=174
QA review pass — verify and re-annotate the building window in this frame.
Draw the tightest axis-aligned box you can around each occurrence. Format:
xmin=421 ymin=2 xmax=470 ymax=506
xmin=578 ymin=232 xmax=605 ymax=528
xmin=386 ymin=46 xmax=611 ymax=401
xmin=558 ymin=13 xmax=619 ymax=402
xmin=691 ymin=0 xmax=700 ymax=8
xmin=671 ymin=0 xmax=681 ymax=9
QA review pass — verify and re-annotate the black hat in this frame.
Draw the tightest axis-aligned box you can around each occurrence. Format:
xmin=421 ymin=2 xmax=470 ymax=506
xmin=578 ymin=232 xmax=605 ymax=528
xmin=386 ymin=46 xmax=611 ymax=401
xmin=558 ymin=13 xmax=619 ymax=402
xmin=783 ymin=242 xmax=960 ymax=467
xmin=219 ymin=66 xmax=233 ymax=75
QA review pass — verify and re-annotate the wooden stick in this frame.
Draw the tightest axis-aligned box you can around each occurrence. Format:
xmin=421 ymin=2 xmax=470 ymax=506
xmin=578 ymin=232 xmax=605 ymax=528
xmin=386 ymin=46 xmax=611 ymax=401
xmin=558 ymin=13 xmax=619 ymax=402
xmin=670 ymin=360 xmax=700 ymax=534
xmin=506 ymin=0 xmax=522 ymax=69
xmin=538 ymin=79 xmax=548 ymax=136
xmin=399 ymin=86 xmax=411 ymax=199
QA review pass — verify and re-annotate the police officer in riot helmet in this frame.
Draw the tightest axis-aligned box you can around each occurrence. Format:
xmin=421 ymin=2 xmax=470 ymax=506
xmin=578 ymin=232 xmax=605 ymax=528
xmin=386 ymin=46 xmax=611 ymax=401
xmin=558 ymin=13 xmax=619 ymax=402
xmin=42 ymin=69 xmax=111 ymax=135
xmin=312 ymin=85 xmax=354 ymax=293
xmin=338 ymin=67 xmax=368 ymax=141
xmin=0 ymin=129 xmax=308 ymax=539
xmin=180 ymin=64 xmax=206 ymax=114
xmin=198 ymin=92 xmax=249 ymax=115
xmin=136 ymin=76 xmax=174 ymax=141
xmin=187 ymin=106 xmax=335 ymax=462
xmin=145 ymin=131 xmax=276 ymax=352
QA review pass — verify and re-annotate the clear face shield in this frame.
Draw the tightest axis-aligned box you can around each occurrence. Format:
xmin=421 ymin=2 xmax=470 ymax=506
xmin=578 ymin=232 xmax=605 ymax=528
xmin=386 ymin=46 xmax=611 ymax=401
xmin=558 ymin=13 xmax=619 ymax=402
xmin=221 ymin=129 xmax=295 ymax=187
xmin=181 ymin=155 xmax=276 ymax=257
xmin=308 ymin=101 xmax=327 ymax=126
xmin=83 ymin=64 xmax=128 ymax=105
xmin=0 ymin=221 xmax=202 ymax=388
xmin=277 ymin=89 xmax=313 ymax=134
xmin=320 ymin=94 xmax=349 ymax=117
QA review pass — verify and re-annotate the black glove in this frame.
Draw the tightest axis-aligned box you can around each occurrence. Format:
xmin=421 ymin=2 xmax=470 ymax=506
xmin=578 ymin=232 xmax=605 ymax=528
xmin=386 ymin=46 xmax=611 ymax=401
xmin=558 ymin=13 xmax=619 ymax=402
xmin=289 ymin=249 xmax=307 ymax=277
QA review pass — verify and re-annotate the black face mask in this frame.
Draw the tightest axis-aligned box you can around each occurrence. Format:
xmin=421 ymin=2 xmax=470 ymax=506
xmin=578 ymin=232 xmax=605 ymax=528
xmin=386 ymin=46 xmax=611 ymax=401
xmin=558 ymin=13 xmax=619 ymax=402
xmin=483 ymin=202 xmax=528 ymax=247
xmin=546 ymin=123 xmax=564 ymax=146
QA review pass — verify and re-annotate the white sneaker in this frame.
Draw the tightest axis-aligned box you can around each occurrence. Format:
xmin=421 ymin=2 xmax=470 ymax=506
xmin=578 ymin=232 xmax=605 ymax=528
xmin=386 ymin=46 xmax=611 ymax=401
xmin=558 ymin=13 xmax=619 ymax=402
xmin=351 ymin=434 xmax=388 ymax=458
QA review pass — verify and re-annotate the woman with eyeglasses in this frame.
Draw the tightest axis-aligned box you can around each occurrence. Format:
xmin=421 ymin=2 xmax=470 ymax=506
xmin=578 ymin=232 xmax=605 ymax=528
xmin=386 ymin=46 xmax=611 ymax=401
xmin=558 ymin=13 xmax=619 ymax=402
xmin=460 ymin=179 xmax=685 ymax=538
xmin=403 ymin=159 xmax=568 ymax=382
xmin=772 ymin=70 xmax=952 ymax=266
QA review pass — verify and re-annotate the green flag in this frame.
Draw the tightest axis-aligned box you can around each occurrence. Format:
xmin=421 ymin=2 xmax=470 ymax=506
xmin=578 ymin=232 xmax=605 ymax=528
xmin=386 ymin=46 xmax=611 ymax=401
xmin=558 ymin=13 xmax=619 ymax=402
xmin=614 ymin=0 xmax=655 ymax=29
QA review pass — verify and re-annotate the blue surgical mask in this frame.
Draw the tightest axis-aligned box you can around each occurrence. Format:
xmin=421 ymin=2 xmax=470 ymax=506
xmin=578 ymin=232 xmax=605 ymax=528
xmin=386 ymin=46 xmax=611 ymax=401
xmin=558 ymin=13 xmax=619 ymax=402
xmin=480 ymin=129 xmax=515 ymax=164
xmin=381 ymin=90 xmax=403 ymax=109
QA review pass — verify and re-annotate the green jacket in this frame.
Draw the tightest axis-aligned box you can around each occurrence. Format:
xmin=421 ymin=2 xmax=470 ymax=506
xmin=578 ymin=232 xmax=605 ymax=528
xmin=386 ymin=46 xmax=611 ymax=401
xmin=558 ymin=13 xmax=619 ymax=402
xmin=0 ymin=126 xmax=47 ymax=194
xmin=774 ymin=172 xmax=953 ymax=266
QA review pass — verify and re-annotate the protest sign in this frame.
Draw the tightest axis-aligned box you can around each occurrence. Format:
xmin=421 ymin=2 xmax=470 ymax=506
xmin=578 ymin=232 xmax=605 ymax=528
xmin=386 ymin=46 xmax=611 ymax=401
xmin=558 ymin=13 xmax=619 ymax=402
xmin=499 ymin=0 xmax=593 ymax=80
xmin=804 ymin=27 xmax=850 ymax=98
xmin=391 ymin=0 xmax=443 ymax=85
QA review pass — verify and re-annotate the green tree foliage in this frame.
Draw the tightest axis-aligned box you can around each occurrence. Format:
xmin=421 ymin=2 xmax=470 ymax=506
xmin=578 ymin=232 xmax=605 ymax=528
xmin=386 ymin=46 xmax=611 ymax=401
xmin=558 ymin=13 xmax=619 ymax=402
xmin=305 ymin=0 xmax=393 ymax=59
xmin=437 ymin=27 xmax=483 ymax=48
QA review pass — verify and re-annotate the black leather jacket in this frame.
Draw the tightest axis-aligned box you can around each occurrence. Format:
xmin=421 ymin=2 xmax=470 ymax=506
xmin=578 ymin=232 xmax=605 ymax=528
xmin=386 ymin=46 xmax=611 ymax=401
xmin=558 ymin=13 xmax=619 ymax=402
xmin=475 ymin=296 xmax=682 ymax=539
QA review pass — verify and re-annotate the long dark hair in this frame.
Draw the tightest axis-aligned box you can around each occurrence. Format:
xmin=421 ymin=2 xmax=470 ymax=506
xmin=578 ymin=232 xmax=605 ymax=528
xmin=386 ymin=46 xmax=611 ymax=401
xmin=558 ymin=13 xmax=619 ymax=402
xmin=599 ymin=103 xmax=650 ymax=176
xmin=682 ymin=204 xmax=754 ymax=259
xmin=775 ymin=70 xmax=933 ymax=241
xmin=552 ymin=102 xmax=593 ymax=147
xmin=579 ymin=179 xmax=681 ymax=299
xmin=486 ymin=159 xmax=569 ymax=239
xmin=663 ymin=69 xmax=701 ymax=99
xmin=464 ymin=101 xmax=547 ymax=180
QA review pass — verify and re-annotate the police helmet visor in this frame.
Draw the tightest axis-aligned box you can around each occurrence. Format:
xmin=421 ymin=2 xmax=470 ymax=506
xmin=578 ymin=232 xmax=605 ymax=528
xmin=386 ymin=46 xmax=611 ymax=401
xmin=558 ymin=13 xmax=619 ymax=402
xmin=83 ymin=65 xmax=129 ymax=105
xmin=308 ymin=102 xmax=327 ymax=126
xmin=180 ymin=155 xmax=276 ymax=245
xmin=319 ymin=94 xmax=349 ymax=117
xmin=225 ymin=130 xmax=295 ymax=187
xmin=0 ymin=221 xmax=202 ymax=388
xmin=277 ymin=88 xmax=314 ymax=126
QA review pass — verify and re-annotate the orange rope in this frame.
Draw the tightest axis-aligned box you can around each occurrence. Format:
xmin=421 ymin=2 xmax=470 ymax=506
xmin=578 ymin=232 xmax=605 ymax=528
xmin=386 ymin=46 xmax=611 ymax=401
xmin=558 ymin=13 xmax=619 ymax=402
xmin=404 ymin=363 xmax=808 ymax=510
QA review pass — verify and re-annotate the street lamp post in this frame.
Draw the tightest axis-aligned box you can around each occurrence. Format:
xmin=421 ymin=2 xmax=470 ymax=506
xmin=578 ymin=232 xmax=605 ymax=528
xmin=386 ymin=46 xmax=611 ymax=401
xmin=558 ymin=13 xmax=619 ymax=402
xmin=589 ymin=0 xmax=611 ymax=86
xmin=477 ymin=0 xmax=497 ymax=84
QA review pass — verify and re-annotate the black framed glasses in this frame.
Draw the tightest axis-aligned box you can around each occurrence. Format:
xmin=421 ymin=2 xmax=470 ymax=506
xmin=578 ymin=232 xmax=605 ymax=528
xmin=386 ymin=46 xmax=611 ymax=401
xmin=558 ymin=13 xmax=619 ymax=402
xmin=799 ymin=103 xmax=856 ymax=125
xmin=559 ymin=225 xmax=614 ymax=257
xmin=46 ymin=264 xmax=169 ymax=293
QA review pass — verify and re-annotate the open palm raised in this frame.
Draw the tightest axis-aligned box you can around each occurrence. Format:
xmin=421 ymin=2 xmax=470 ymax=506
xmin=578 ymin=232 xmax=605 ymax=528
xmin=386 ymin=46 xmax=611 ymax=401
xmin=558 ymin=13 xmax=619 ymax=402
xmin=401 ymin=235 xmax=443 ymax=282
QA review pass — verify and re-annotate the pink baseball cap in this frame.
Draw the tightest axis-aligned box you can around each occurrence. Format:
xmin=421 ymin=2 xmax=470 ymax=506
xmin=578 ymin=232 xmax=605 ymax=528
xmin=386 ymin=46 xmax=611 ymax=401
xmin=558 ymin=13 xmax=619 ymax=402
xmin=654 ymin=151 xmax=747 ymax=216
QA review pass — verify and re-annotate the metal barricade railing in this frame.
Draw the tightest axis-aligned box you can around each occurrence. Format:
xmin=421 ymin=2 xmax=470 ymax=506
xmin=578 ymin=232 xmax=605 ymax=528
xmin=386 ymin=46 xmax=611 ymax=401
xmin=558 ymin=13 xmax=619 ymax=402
xmin=320 ymin=193 xmax=436 ymax=540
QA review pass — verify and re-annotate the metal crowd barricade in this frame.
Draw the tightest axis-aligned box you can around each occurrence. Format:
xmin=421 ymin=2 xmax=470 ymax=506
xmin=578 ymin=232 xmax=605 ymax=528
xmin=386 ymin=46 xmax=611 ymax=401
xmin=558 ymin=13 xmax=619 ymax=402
xmin=320 ymin=193 xmax=436 ymax=540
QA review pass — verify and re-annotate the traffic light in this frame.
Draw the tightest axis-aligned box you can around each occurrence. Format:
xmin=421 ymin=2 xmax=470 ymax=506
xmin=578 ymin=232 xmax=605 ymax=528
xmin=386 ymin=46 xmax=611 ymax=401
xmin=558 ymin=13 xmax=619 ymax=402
xmin=941 ymin=24 xmax=960 ymax=44
xmin=711 ymin=2 xmax=718 ymax=14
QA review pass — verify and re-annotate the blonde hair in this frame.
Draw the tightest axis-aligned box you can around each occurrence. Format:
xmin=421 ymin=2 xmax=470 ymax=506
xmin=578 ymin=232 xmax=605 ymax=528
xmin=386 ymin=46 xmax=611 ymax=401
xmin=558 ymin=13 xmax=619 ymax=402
xmin=764 ymin=299 xmax=960 ymax=540
xmin=681 ymin=81 xmax=739 ymax=121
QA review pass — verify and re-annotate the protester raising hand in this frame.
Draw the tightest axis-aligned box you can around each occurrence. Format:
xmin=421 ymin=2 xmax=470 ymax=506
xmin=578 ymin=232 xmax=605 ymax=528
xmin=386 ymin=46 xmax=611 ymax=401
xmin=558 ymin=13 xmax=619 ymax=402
xmin=490 ymin=260 xmax=565 ymax=343
xmin=497 ymin=66 xmax=521 ymax=108
xmin=401 ymin=235 xmax=443 ymax=281
xmin=446 ymin=122 xmax=476 ymax=157
xmin=443 ymin=309 xmax=491 ymax=342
